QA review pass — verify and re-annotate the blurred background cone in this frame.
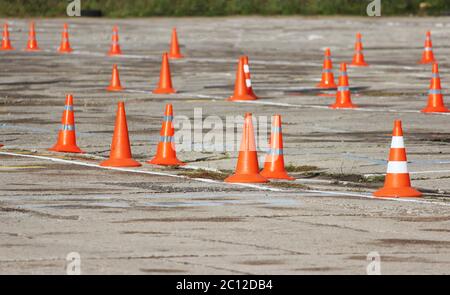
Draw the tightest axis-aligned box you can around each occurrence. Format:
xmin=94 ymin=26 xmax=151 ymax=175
xmin=168 ymin=28 xmax=184 ymax=59
xmin=100 ymin=102 xmax=141 ymax=167
xmin=25 ymin=21 xmax=39 ymax=51
xmin=153 ymin=53 xmax=176 ymax=94
xmin=228 ymin=57 xmax=255 ymax=101
xmin=58 ymin=23 xmax=73 ymax=53
xmin=350 ymin=33 xmax=368 ymax=66
xmin=421 ymin=63 xmax=449 ymax=113
xmin=1 ymin=23 xmax=14 ymax=50
xmin=108 ymin=25 xmax=122 ymax=56
xmin=242 ymin=56 xmax=258 ymax=99
xmin=420 ymin=31 xmax=435 ymax=64
xmin=107 ymin=64 xmax=124 ymax=91
xmin=329 ymin=63 xmax=357 ymax=109
xmin=317 ymin=48 xmax=336 ymax=88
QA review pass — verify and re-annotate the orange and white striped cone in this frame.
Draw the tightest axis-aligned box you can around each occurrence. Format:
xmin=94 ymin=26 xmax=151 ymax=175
xmin=317 ymin=48 xmax=336 ymax=89
xmin=25 ymin=22 xmax=39 ymax=51
xmin=373 ymin=120 xmax=422 ymax=198
xmin=228 ymin=56 xmax=255 ymax=101
xmin=419 ymin=31 xmax=435 ymax=64
xmin=350 ymin=33 xmax=368 ymax=67
xmin=225 ymin=113 xmax=268 ymax=183
xmin=48 ymin=94 xmax=83 ymax=153
xmin=58 ymin=23 xmax=73 ymax=53
xmin=242 ymin=56 xmax=258 ymax=99
xmin=329 ymin=63 xmax=357 ymax=109
xmin=422 ymin=63 xmax=449 ymax=113
xmin=260 ymin=115 xmax=294 ymax=180
xmin=108 ymin=26 xmax=122 ymax=56
xmin=147 ymin=104 xmax=185 ymax=166
xmin=1 ymin=23 xmax=14 ymax=51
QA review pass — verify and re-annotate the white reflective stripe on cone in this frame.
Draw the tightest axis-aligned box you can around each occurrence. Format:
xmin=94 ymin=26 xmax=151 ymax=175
xmin=243 ymin=64 xmax=250 ymax=73
xmin=246 ymin=79 xmax=252 ymax=87
xmin=387 ymin=161 xmax=408 ymax=173
xmin=391 ymin=136 xmax=405 ymax=148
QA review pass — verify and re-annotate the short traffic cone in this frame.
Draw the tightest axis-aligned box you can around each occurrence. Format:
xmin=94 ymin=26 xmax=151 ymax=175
xmin=48 ymin=94 xmax=83 ymax=153
xmin=108 ymin=26 xmax=122 ymax=56
xmin=350 ymin=33 xmax=368 ymax=67
xmin=25 ymin=22 xmax=39 ymax=51
xmin=330 ymin=63 xmax=357 ymax=109
xmin=419 ymin=31 xmax=435 ymax=64
xmin=228 ymin=57 xmax=255 ymax=101
xmin=168 ymin=28 xmax=184 ymax=59
xmin=58 ymin=23 xmax=72 ymax=53
xmin=153 ymin=52 xmax=176 ymax=94
xmin=422 ymin=63 xmax=449 ymax=113
xmin=317 ymin=48 xmax=336 ymax=88
xmin=225 ymin=113 xmax=268 ymax=183
xmin=1 ymin=23 xmax=14 ymax=51
xmin=260 ymin=115 xmax=294 ymax=180
xmin=107 ymin=64 xmax=124 ymax=91
xmin=147 ymin=104 xmax=185 ymax=166
xmin=100 ymin=102 xmax=141 ymax=167
xmin=243 ymin=56 xmax=258 ymax=99
xmin=374 ymin=120 xmax=422 ymax=198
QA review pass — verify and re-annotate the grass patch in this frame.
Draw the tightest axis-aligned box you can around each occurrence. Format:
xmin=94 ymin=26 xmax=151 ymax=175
xmin=285 ymin=164 xmax=319 ymax=173
xmin=178 ymin=169 xmax=227 ymax=181
xmin=267 ymin=181 xmax=310 ymax=190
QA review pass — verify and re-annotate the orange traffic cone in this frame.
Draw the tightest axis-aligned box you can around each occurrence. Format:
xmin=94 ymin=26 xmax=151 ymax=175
xmin=228 ymin=57 xmax=255 ymax=101
xmin=350 ymin=33 xmax=368 ymax=67
xmin=225 ymin=113 xmax=268 ymax=183
xmin=58 ymin=23 xmax=72 ymax=53
xmin=422 ymin=63 xmax=449 ymax=113
xmin=168 ymin=28 xmax=184 ymax=59
xmin=330 ymin=63 xmax=357 ymax=109
xmin=100 ymin=102 xmax=141 ymax=167
xmin=317 ymin=48 xmax=336 ymax=88
xmin=48 ymin=94 xmax=83 ymax=153
xmin=242 ymin=56 xmax=258 ymax=99
xmin=25 ymin=22 xmax=39 ymax=51
xmin=108 ymin=26 xmax=122 ymax=56
xmin=374 ymin=120 xmax=422 ymax=198
xmin=260 ymin=115 xmax=294 ymax=180
xmin=107 ymin=64 xmax=124 ymax=91
xmin=153 ymin=52 xmax=176 ymax=94
xmin=147 ymin=104 xmax=185 ymax=166
xmin=419 ymin=31 xmax=435 ymax=64
xmin=1 ymin=23 xmax=14 ymax=51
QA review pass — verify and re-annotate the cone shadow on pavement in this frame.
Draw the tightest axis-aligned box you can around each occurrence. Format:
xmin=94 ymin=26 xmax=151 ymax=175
xmin=100 ymin=102 xmax=141 ymax=167
xmin=225 ymin=113 xmax=268 ymax=183
xmin=48 ymin=94 xmax=83 ymax=153
xmin=373 ymin=120 xmax=422 ymax=198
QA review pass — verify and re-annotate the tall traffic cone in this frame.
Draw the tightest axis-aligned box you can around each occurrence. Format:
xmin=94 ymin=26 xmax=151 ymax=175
xmin=260 ymin=115 xmax=294 ymax=180
xmin=1 ymin=23 xmax=14 ymax=51
xmin=48 ymin=94 xmax=83 ymax=153
xmin=147 ymin=104 xmax=185 ymax=166
xmin=242 ymin=56 xmax=258 ymax=99
xmin=108 ymin=26 xmax=122 ymax=56
xmin=107 ymin=64 xmax=124 ymax=91
xmin=153 ymin=52 xmax=176 ymax=94
xmin=330 ymin=63 xmax=357 ymax=109
xmin=317 ymin=48 xmax=336 ymax=88
xmin=228 ymin=57 xmax=255 ymax=101
xmin=422 ymin=63 xmax=449 ymax=113
xmin=25 ymin=22 xmax=39 ymax=51
xmin=350 ymin=33 xmax=368 ymax=67
xmin=374 ymin=120 xmax=422 ymax=198
xmin=225 ymin=113 xmax=268 ymax=183
xmin=58 ymin=23 xmax=72 ymax=53
xmin=419 ymin=31 xmax=435 ymax=64
xmin=168 ymin=28 xmax=183 ymax=59
xmin=100 ymin=102 xmax=141 ymax=167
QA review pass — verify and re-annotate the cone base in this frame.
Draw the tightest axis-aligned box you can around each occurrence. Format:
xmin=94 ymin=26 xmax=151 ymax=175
xmin=316 ymin=82 xmax=337 ymax=89
xmin=350 ymin=62 xmax=368 ymax=67
xmin=58 ymin=48 xmax=73 ymax=53
xmin=100 ymin=157 xmax=142 ymax=167
xmin=147 ymin=157 xmax=185 ymax=166
xmin=225 ymin=173 xmax=268 ymax=183
xmin=329 ymin=103 xmax=357 ymax=109
xmin=108 ymin=51 xmax=122 ymax=56
xmin=419 ymin=59 xmax=435 ymax=64
xmin=153 ymin=88 xmax=176 ymax=94
xmin=260 ymin=170 xmax=295 ymax=180
xmin=421 ymin=106 xmax=449 ymax=113
xmin=0 ymin=47 xmax=14 ymax=51
xmin=227 ymin=94 xmax=256 ymax=101
xmin=107 ymin=86 xmax=124 ymax=92
xmin=48 ymin=145 xmax=84 ymax=154
xmin=373 ymin=186 xmax=422 ymax=198
xmin=25 ymin=47 xmax=40 ymax=51
xmin=168 ymin=53 xmax=184 ymax=59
